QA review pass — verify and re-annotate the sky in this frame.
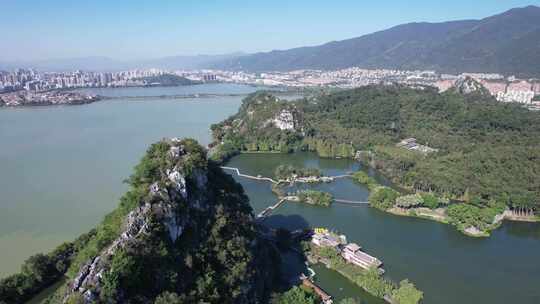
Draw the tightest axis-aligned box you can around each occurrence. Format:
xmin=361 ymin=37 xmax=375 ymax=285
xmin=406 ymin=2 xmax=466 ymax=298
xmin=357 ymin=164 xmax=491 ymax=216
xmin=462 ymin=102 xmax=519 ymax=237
xmin=1 ymin=0 xmax=538 ymax=61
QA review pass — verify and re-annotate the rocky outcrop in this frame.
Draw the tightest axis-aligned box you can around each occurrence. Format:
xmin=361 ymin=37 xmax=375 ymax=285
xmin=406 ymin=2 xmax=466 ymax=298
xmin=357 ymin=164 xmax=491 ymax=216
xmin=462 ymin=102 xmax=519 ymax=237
xmin=272 ymin=109 xmax=296 ymax=130
xmin=453 ymin=77 xmax=490 ymax=95
xmin=69 ymin=202 xmax=155 ymax=302
xmin=63 ymin=138 xmax=279 ymax=303
xmin=65 ymin=142 xmax=200 ymax=302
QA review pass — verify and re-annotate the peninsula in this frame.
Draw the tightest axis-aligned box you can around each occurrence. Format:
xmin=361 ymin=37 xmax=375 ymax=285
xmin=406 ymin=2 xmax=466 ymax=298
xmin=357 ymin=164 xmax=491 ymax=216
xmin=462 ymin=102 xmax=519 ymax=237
xmin=0 ymin=90 xmax=100 ymax=107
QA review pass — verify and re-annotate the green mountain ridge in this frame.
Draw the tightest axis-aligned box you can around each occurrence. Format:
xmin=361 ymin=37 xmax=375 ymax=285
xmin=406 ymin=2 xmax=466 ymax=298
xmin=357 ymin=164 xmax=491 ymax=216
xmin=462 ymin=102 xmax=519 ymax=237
xmin=211 ymin=86 xmax=540 ymax=233
xmin=215 ymin=6 xmax=540 ymax=77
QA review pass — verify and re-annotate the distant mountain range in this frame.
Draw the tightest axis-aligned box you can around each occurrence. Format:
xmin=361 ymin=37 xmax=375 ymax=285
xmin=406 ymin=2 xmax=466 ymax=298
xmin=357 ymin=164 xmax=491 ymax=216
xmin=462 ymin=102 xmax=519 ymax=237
xmin=215 ymin=6 xmax=540 ymax=77
xmin=2 ymin=6 xmax=539 ymax=77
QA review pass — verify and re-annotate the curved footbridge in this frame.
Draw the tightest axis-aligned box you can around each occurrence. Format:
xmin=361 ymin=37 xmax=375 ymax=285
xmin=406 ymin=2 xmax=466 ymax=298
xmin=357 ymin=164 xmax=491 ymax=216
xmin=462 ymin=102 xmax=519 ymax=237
xmin=220 ymin=166 xmax=353 ymax=185
xmin=255 ymin=197 xmax=369 ymax=220
xmin=220 ymin=166 xmax=280 ymax=184
xmin=220 ymin=166 xmax=370 ymax=219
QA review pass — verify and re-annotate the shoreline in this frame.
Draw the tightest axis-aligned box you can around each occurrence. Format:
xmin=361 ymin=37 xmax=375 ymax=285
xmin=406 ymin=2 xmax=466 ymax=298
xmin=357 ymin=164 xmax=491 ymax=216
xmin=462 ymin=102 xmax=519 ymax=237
xmin=386 ymin=206 xmax=539 ymax=233
xmin=219 ymin=148 xmax=539 ymax=238
xmin=0 ymin=83 xmax=303 ymax=108
xmin=304 ymin=240 xmax=422 ymax=304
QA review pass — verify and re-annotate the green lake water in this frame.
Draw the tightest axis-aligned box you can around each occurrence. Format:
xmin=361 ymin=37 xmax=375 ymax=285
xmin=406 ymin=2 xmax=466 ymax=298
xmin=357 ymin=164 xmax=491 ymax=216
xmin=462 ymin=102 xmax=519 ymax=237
xmin=1 ymin=84 xmax=539 ymax=304
xmin=0 ymin=84 xmax=258 ymax=278
xmin=225 ymin=153 xmax=540 ymax=304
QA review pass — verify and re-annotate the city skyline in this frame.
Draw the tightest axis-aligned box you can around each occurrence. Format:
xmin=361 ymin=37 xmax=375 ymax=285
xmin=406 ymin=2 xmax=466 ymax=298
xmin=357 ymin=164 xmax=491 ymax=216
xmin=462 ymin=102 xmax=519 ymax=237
xmin=1 ymin=0 xmax=538 ymax=62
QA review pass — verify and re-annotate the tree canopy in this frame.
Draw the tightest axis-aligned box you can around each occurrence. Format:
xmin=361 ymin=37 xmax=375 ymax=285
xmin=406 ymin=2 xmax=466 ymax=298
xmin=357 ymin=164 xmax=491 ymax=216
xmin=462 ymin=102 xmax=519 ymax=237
xmin=212 ymin=86 xmax=540 ymax=215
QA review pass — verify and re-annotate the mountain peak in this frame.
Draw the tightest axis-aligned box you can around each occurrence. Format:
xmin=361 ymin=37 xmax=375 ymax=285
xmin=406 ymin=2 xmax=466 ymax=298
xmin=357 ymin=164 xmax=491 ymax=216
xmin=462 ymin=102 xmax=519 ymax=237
xmin=62 ymin=138 xmax=279 ymax=303
xmin=215 ymin=6 xmax=540 ymax=77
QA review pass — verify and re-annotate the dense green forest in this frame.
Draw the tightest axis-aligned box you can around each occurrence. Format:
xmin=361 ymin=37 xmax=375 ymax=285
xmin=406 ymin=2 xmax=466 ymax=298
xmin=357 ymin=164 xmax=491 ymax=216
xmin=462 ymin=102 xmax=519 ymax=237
xmin=297 ymin=190 xmax=333 ymax=207
xmin=211 ymin=86 xmax=540 ymax=231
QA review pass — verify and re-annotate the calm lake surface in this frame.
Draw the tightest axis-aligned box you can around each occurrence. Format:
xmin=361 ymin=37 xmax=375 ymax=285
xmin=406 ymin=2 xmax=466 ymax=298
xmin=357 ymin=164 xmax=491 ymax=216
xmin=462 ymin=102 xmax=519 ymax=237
xmin=225 ymin=153 xmax=540 ymax=304
xmin=1 ymin=84 xmax=539 ymax=304
xmin=0 ymin=84 xmax=258 ymax=277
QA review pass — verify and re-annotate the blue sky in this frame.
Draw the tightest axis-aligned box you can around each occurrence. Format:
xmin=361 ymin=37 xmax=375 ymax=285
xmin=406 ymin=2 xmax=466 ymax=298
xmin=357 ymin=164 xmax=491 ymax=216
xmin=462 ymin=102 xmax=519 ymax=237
xmin=1 ymin=0 xmax=538 ymax=61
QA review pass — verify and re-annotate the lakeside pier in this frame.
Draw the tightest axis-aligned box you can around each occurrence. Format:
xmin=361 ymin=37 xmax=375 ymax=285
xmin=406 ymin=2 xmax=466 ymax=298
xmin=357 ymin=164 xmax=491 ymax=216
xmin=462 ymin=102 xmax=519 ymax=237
xmin=256 ymin=197 xmax=290 ymax=219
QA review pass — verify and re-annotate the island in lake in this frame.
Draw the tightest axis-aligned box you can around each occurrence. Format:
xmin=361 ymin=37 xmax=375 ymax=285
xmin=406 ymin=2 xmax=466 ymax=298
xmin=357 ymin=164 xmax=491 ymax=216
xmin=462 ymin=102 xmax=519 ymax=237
xmin=210 ymin=81 xmax=540 ymax=237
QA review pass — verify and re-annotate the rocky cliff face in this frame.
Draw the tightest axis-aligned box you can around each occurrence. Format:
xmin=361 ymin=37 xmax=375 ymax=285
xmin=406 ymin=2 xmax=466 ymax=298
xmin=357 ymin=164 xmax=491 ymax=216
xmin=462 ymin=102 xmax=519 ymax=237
xmin=453 ymin=77 xmax=491 ymax=96
xmin=272 ymin=109 xmax=297 ymax=131
xmin=63 ymin=138 xmax=279 ymax=303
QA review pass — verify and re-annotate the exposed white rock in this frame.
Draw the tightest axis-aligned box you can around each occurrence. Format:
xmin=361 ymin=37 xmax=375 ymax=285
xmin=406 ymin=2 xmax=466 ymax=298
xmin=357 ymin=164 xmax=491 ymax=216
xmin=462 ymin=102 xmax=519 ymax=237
xmin=64 ymin=143 xmax=215 ymax=303
xmin=65 ymin=203 xmax=154 ymax=303
xmin=272 ymin=109 xmax=296 ymax=130
xmin=454 ymin=77 xmax=488 ymax=95
xmin=167 ymin=169 xmax=187 ymax=199
xmin=149 ymin=182 xmax=160 ymax=195
xmin=169 ymin=146 xmax=182 ymax=158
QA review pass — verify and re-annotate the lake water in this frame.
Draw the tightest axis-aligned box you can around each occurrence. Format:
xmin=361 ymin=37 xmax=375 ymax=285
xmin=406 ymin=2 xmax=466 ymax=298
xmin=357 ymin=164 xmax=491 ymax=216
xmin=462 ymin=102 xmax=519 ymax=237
xmin=225 ymin=153 xmax=540 ymax=304
xmin=0 ymin=84 xmax=258 ymax=278
xmin=1 ymin=84 xmax=539 ymax=304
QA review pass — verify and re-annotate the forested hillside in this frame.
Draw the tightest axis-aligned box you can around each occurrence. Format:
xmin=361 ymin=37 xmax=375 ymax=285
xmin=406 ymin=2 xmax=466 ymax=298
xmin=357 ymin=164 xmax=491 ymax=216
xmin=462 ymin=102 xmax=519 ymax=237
xmin=211 ymin=86 xmax=540 ymax=222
